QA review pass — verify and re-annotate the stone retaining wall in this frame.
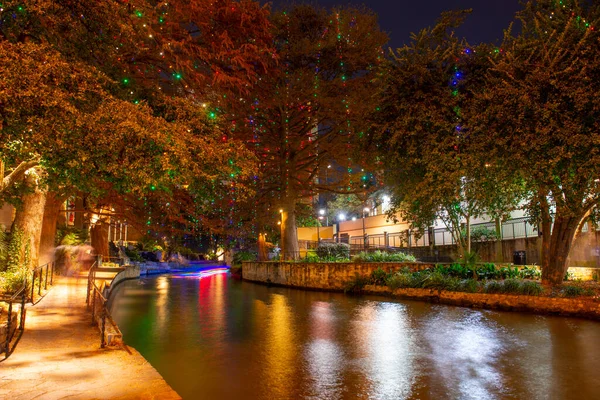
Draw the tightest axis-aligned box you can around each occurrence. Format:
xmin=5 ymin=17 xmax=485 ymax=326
xmin=364 ymin=285 xmax=600 ymax=320
xmin=242 ymin=261 xmax=600 ymax=319
xmin=242 ymin=261 xmax=434 ymax=291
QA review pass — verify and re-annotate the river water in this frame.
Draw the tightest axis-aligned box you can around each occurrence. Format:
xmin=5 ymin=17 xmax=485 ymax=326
xmin=110 ymin=267 xmax=600 ymax=400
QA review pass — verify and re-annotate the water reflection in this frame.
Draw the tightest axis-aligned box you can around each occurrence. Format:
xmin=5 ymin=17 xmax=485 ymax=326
xmin=424 ymin=309 xmax=508 ymax=399
xmin=306 ymin=302 xmax=343 ymax=399
xmin=264 ymin=294 xmax=297 ymax=399
xmin=110 ymin=272 xmax=600 ymax=400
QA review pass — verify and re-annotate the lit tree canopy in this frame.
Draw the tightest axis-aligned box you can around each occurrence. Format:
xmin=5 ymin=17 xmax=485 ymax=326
xmin=469 ymin=0 xmax=600 ymax=284
xmin=371 ymin=11 xmax=523 ymax=255
xmin=235 ymin=5 xmax=387 ymax=258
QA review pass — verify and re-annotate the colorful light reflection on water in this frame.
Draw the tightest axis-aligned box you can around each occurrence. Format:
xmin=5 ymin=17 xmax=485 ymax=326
xmin=170 ymin=267 xmax=229 ymax=279
xmin=110 ymin=270 xmax=600 ymax=400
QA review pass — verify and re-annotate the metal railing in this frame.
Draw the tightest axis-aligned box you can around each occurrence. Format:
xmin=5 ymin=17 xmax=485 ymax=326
xmin=86 ymin=262 xmax=122 ymax=348
xmin=30 ymin=261 xmax=55 ymax=303
xmin=1 ymin=285 xmax=27 ymax=359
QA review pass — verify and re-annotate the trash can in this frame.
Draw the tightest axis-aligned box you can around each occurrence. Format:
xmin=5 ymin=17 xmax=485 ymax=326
xmin=513 ymin=250 xmax=526 ymax=265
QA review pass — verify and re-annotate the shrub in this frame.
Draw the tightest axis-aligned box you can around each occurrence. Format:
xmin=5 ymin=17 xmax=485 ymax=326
xmin=469 ymin=227 xmax=500 ymax=242
xmin=484 ymin=280 xmax=504 ymax=294
xmin=344 ymin=273 xmax=370 ymax=294
xmin=352 ymin=250 xmax=416 ymax=263
xmin=420 ymin=271 xmax=458 ymax=290
xmin=561 ymin=285 xmax=594 ymax=297
xmin=124 ymin=247 xmax=144 ymax=262
xmin=519 ymin=266 xmax=541 ymax=280
xmin=502 ymin=278 xmax=522 ymax=293
xmin=458 ymin=279 xmax=481 ymax=293
xmin=232 ymin=251 xmax=256 ymax=266
xmin=499 ymin=266 xmax=520 ymax=279
xmin=476 ymin=263 xmax=498 ymax=280
xmin=519 ymin=281 xmax=544 ymax=296
xmin=370 ymin=268 xmax=389 ymax=286
xmin=301 ymin=252 xmax=320 ymax=263
xmin=386 ymin=273 xmax=413 ymax=290
xmin=316 ymin=242 xmax=350 ymax=261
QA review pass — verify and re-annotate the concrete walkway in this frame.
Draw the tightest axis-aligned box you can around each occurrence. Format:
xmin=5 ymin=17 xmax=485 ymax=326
xmin=0 ymin=276 xmax=181 ymax=399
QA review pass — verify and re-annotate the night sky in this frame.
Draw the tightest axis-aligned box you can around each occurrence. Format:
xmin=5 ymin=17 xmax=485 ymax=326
xmin=267 ymin=0 xmax=523 ymax=50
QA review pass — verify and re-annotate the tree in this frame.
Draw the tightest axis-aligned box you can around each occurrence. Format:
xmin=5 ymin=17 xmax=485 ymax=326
xmin=372 ymin=11 xmax=523 ymax=257
xmin=471 ymin=0 xmax=600 ymax=284
xmin=237 ymin=5 xmax=387 ymax=259
xmin=1 ymin=0 xmax=275 ymax=263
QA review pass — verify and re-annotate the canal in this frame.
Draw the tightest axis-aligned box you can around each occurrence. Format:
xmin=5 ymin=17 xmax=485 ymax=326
xmin=110 ymin=267 xmax=600 ymax=399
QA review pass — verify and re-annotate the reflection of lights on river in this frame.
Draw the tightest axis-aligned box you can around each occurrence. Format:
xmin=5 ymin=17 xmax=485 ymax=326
xmin=306 ymin=302 xmax=343 ymax=398
xmin=155 ymin=276 xmax=170 ymax=334
xmin=171 ymin=268 xmax=229 ymax=279
xmin=424 ymin=310 xmax=505 ymax=399
xmin=350 ymin=301 xmax=416 ymax=399
xmin=265 ymin=294 xmax=296 ymax=399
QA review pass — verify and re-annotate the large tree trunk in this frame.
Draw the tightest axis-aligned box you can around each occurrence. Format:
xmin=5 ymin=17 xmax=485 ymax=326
xmin=258 ymin=233 xmax=269 ymax=261
xmin=282 ymin=198 xmax=299 ymax=261
xmin=90 ymin=221 xmax=109 ymax=259
xmin=541 ymin=209 xmax=580 ymax=285
xmin=39 ymin=192 xmax=64 ymax=265
xmin=12 ymin=169 xmax=47 ymax=269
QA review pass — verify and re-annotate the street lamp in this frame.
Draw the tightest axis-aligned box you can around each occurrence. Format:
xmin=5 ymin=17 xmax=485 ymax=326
xmin=279 ymin=209 xmax=284 ymax=257
xmin=319 ymin=208 xmax=327 ymax=226
xmin=317 ymin=215 xmax=323 ymax=244
xmin=363 ymin=207 xmax=370 ymax=249
xmin=337 ymin=213 xmax=346 ymax=243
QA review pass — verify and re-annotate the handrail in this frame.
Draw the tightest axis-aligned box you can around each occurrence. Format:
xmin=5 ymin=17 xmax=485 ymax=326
xmin=86 ymin=262 xmax=122 ymax=348
xmin=1 ymin=285 xmax=27 ymax=359
xmin=30 ymin=260 xmax=55 ymax=303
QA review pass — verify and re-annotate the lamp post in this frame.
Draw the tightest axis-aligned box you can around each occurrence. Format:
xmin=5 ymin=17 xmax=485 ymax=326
xmin=317 ymin=216 xmax=323 ymax=244
xmin=279 ymin=209 xmax=284 ymax=258
xmin=363 ymin=207 xmax=369 ymax=250
xmin=337 ymin=213 xmax=346 ymax=243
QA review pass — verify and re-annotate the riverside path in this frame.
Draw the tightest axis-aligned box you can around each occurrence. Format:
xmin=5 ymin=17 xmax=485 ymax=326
xmin=1 ymin=274 xmax=180 ymax=399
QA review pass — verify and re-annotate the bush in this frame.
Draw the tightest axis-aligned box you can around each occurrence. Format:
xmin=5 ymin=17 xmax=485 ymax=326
xmin=519 ymin=281 xmax=544 ymax=296
xmin=232 ymin=251 xmax=256 ymax=266
xmin=421 ymin=271 xmax=461 ymax=290
xmin=499 ymin=266 xmax=520 ymax=279
xmin=469 ymin=227 xmax=500 ymax=242
xmin=502 ymin=278 xmax=522 ymax=293
xmin=457 ymin=279 xmax=481 ymax=293
xmin=344 ymin=273 xmax=370 ymax=294
xmin=124 ymin=247 xmax=144 ymax=262
xmin=484 ymin=280 xmax=504 ymax=294
xmin=561 ymin=285 xmax=594 ymax=297
xmin=352 ymin=250 xmax=416 ymax=263
xmin=519 ymin=266 xmax=541 ymax=280
xmin=316 ymin=242 xmax=350 ymax=261
xmin=369 ymin=268 xmax=389 ymax=286
xmin=386 ymin=273 xmax=413 ymax=289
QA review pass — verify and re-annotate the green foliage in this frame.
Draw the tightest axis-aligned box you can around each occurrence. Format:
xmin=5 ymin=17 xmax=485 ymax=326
xmin=519 ymin=281 xmax=544 ymax=296
xmin=56 ymin=227 xmax=88 ymax=246
xmin=0 ymin=228 xmax=30 ymax=293
xmin=519 ymin=266 xmax=541 ymax=280
xmin=316 ymin=242 xmax=350 ymax=261
xmin=344 ymin=273 xmax=370 ymax=294
xmin=468 ymin=227 xmax=500 ymax=242
xmin=457 ymin=279 xmax=481 ymax=293
xmin=369 ymin=268 xmax=390 ymax=286
xmin=483 ymin=279 xmax=544 ymax=296
xmin=561 ymin=285 xmax=595 ymax=298
xmin=124 ymin=247 xmax=144 ymax=262
xmin=352 ymin=250 xmax=416 ymax=263
xmin=232 ymin=251 xmax=257 ymax=266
